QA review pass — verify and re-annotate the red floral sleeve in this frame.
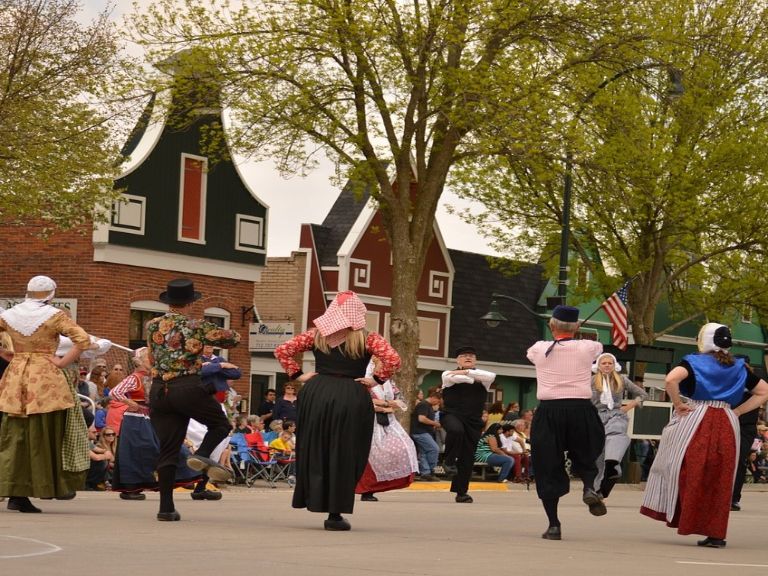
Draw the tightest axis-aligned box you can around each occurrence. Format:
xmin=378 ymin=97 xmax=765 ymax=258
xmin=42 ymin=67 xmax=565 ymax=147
xmin=274 ymin=328 xmax=317 ymax=378
xmin=366 ymin=332 xmax=401 ymax=381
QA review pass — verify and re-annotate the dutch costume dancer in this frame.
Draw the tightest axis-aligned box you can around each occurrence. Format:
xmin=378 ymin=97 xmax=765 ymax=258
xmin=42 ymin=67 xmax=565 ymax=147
xmin=355 ymin=358 xmax=419 ymax=502
xmin=274 ymin=291 xmax=401 ymax=531
xmin=527 ymin=305 xmax=606 ymax=540
xmin=147 ymin=279 xmax=241 ymax=521
xmin=0 ymin=276 xmax=91 ymax=513
xmin=440 ymin=346 xmax=496 ymax=503
xmin=591 ymin=352 xmax=647 ymax=498
xmin=640 ymin=323 xmax=768 ymax=548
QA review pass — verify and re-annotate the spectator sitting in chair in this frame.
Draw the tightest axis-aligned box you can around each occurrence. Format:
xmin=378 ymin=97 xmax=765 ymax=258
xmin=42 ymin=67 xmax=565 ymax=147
xmin=263 ymin=420 xmax=282 ymax=444
xmin=475 ymin=423 xmax=516 ymax=483
xmin=85 ymin=412 xmax=114 ymax=491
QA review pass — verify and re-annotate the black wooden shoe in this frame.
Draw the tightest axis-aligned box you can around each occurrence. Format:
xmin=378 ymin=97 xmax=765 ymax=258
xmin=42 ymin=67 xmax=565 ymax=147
xmin=191 ymin=490 xmax=222 ymax=501
xmin=697 ymin=537 xmax=726 ymax=548
xmin=324 ymin=517 xmax=351 ymax=531
xmin=7 ymin=497 xmax=41 ymax=513
xmin=542 ymin=526 xmax=562 ymax=540
xmin=455 ymin=493 xmax=473 ymax=503
xmin=157 ymin=510 xmax=181 ymax=521
xmin=120 ymin=492 xmax=146 ymax=501
xmin=360 ymin=493 xmax=378 ymax=502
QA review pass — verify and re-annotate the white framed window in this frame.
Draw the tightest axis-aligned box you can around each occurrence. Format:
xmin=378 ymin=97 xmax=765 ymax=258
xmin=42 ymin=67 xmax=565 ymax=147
xmin=129 ymin=300 xmax=168 ymax=349
xmin=235 ymin=214 xmax=265 ymax=253
xmin=110 ymin=194 xmax=146 ymax=235
xmin=350 ymin=259 xmax=371 ymax=288
xmin=365 ymin=310 xmax=380 ymax=334
xmin=418 ymin=317 xmax=440 ymax=350
xmin=428 ymin=271 xmax=450 ymax=299
xmin=178 ymin=153 xmax=208 ymax=244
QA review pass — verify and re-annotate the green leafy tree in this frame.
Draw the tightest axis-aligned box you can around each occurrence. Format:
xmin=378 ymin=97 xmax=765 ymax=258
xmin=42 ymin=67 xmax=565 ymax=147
xmin=130 ymin=0 xmax=656 ymax=401
xmin=0 ymin=0 xmax=137 ymax=231
xmin=457 ymin=0 xmax=768 ymax=346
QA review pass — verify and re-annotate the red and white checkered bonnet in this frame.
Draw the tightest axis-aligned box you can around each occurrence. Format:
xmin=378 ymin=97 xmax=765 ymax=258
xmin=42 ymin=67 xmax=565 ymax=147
xmin=313 ymin=291 xmax=367 ymax=346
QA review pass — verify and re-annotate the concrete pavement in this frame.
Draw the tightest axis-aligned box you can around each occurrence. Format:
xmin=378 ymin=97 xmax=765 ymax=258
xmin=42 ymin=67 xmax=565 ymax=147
xmin=0 ymin=483 xmax=766 ymax=575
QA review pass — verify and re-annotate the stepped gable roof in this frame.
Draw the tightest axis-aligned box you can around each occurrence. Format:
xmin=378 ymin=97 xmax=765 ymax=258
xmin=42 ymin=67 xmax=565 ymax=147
xmin=448 ymin=249 xmax=546 ymax=365
xmin=313 ymin=181 xmax=373 ymax=267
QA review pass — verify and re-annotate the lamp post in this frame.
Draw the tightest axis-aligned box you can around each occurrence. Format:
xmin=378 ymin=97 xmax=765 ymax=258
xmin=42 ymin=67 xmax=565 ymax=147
xmin=480 ymin=293 xmax=543 ymax=328
xmin=557 ymin=65 xmax=684 ymax=303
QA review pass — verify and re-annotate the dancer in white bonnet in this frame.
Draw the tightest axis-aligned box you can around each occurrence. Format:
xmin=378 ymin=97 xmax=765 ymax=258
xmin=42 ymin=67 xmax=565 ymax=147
xmin=0 ymin=275 xmax=92 ymax=513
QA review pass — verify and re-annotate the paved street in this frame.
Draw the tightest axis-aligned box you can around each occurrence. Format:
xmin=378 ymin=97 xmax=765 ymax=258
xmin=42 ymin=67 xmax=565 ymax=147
xmin=0 ymin=482 xmax=766 ymax=575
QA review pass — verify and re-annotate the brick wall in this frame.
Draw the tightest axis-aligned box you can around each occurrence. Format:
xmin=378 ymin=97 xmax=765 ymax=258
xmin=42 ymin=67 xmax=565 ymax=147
xmin=0 ymin=221 xmax=253 ymax=397
xmin=253 ymin=251 xmax=308 ymax=330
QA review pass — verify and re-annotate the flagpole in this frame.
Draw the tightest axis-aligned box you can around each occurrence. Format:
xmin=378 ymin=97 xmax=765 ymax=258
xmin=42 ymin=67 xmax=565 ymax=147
xmin=579 ymin=273 xmax=640 ymax=326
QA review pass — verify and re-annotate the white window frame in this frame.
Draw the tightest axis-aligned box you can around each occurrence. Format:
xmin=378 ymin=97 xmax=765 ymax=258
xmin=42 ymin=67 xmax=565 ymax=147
xmin=428 ymin=271 xmax=450 ymax=299
xmin=178 ymin=153 xmax=208 ymax=244
xmin=418 ymin=317 xmax=441 ymax=350
xmin=110 ymin=193 xmax=146 ymax=235
xmin=350 ymin=258 xmax=371 ymax=288
xmin=235 ymin=214 xmax=266 ymax=254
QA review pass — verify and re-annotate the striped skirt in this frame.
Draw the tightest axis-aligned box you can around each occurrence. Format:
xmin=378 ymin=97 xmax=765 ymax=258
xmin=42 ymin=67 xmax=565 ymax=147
xmin=640 ymin=400 xmax=738 ymax=539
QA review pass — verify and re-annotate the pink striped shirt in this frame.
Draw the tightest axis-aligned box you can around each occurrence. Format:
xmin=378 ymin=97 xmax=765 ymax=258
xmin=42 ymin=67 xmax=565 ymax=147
xmin=527 ymin=340 xmax=603 ymax=400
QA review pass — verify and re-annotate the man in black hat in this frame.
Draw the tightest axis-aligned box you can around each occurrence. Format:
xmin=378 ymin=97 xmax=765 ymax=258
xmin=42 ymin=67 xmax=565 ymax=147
xmin=526 ymin=305 xmax=605 ymax=540
xmin=440 ymin=346 xmax=496 ymax=503
xmin=147 ymin=278 xmax=241 ymax=522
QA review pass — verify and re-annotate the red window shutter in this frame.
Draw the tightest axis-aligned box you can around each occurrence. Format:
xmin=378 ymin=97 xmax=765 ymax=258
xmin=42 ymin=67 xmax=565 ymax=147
xmin=181 ymin=158 xmax=203 ymax=240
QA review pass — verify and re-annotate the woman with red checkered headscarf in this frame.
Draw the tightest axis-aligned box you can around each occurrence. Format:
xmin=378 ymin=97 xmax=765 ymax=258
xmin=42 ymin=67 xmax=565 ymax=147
xmin=274 ymin=291 xmax=401 ymax=531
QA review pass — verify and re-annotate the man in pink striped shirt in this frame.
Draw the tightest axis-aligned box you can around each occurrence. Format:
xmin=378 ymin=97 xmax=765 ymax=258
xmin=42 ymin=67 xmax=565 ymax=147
xmin=527 ymin=305 xmax=606 ymax=541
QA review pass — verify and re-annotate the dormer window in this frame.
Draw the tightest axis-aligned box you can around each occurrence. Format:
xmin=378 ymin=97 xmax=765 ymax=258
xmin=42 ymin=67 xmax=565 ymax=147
xmin=178 ymin=153 xmax=207 ymax=243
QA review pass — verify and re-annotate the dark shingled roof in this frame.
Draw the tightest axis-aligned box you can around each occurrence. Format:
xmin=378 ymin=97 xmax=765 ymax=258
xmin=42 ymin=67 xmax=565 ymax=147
xmin=119 ymin=93 xmax=157 ymax=159
xmin=448 ymin=250 xmax=547 ymax=365
xmin=313 ymin=180 xmax=373 ymax=267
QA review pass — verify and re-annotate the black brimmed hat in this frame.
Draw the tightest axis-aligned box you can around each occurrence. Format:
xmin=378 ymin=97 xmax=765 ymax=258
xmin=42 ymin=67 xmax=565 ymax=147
xmin=159 ymin=279 xmax=202 ymax=306
xmin=454 ymin=345 xmax=477 ymax=357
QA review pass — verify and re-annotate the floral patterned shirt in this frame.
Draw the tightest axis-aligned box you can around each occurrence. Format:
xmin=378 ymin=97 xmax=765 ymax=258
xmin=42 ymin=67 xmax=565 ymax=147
xmin=147 ymin=313 xmax=240 ymax=381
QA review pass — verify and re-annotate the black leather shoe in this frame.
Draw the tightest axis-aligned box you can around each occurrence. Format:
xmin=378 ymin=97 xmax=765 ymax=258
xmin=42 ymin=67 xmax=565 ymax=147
xmin=361 ymin=493 xmax=378 ymax=502
xmin=157 ymin=510 xmax=181 ymax=521
xmin=7 ymin=497 xmax=42 ymax=513
xmin=191 ymin=490 xmax=222 ymax=501
xmin=697 ymin=537 xmax=726 ymax=548
xmin=120 ymin=492 xmax=146 ymax=501
xmin=324 ymin=517 xmax=351 ymax=531
xmin=442 ymin=464 xmax=458 ymax=477
xmin=730 ymin=502 xmax=741 ymax=511
xmin=455 ymin=493 xmax=473 ymax=503
xmin=542 ymin=526 xmax=562 ymax=540
xmin=583 ymin=489 xmax=607 ymax=516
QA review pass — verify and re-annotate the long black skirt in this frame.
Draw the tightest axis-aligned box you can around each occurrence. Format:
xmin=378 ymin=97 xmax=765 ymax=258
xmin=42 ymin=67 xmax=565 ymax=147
xmin=292 ymin=375 xmax=374 ymax=514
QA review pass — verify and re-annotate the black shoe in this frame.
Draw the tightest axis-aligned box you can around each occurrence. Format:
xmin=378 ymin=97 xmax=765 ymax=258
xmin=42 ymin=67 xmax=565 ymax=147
xmin=730 ymin=502 xmax=741 ymax=512
xmin=697 ymin=537 xmax=726 ymax=548
xmin=324 ymin=517 xmax=351 ymax=531
xmin=186 ymin=455 xmax=233 ymax=483
xmin=191 ymin=490 xmax=222 ymax=501
xmin=455 ymin=493 xmax=473 ymax=503
xmin=583 ymin=489 xmax=607 ymax=516
xmin=157 ymin=510 xmax=181 ymax=521
xmin=422 ymin=474 xmax=440 ymax=482
xmin=120 ymin=492 xmax=146 ymax=501
xmin=7 ymin=497 xmax=42 ymax=513
xmin=442 ymin=464 xmax=458 ymax=477
xmin=542 ymin=526 xmax=562 ymax=540
xmin=361 ymin=493 xmax=378 ymax=502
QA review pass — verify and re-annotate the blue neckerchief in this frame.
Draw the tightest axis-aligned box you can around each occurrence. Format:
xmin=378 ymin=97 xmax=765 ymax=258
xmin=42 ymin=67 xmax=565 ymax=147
xmin=545 ymin=337 xmax=574 ymax=357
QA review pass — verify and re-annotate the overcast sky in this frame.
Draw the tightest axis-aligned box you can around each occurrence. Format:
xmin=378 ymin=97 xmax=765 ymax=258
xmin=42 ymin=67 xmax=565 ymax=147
xmin=83 ymin=0 xmax=501 ymax=258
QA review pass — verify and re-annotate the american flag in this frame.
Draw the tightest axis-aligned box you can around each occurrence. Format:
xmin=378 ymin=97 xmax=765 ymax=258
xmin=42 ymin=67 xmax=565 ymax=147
xmin=601 ymin=280 xmax=630 ymax=350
